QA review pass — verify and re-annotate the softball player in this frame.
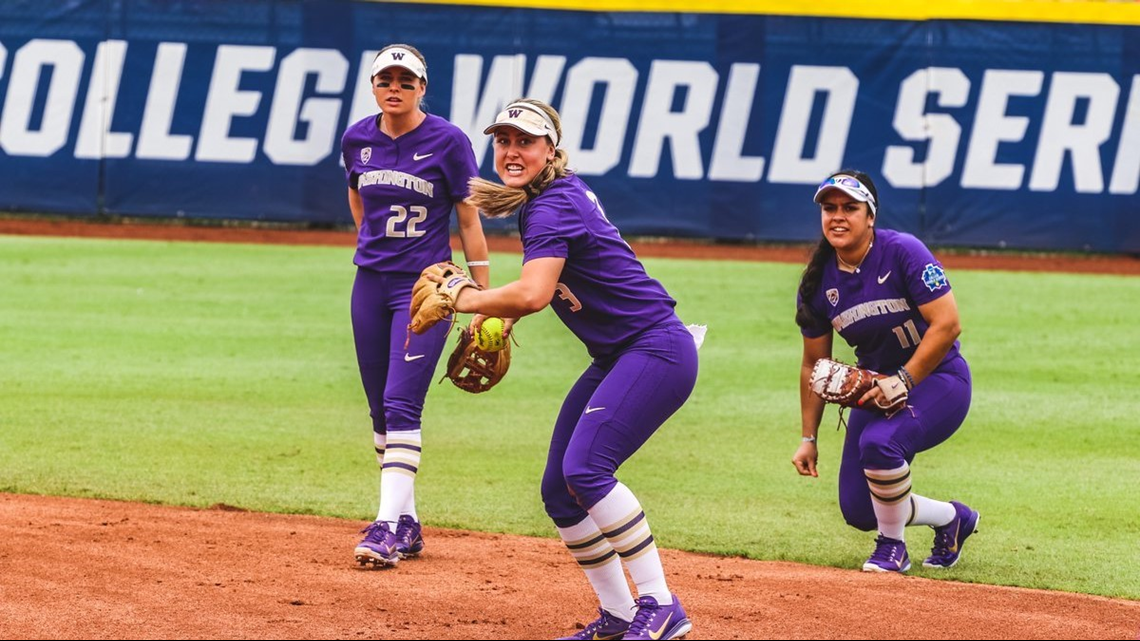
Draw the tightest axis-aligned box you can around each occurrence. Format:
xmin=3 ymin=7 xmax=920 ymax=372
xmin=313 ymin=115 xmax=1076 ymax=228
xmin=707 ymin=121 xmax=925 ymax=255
xmin=341 ymin=44 xmax=489 ymax=567
xmin=793 ymin=170 xmax=980 ymax=573
xmin=450 ymin=99 xmax=697 ymax=640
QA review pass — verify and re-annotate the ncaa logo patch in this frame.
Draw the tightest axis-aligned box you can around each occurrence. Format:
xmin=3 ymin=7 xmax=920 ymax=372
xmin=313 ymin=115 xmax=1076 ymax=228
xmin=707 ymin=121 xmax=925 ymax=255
xmin=826 ymin=288 xmax=839 ymax=306
xmin=360 ymin=147 xmax=372 ymax=164
xmin=922 ymin=263 xmax=949 ymax=291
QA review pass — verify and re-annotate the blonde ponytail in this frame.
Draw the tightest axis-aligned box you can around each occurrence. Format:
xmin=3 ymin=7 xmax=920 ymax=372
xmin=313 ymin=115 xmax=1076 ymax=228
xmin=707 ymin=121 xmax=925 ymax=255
xmin=466 ymin=100 xmax=571 ymax=219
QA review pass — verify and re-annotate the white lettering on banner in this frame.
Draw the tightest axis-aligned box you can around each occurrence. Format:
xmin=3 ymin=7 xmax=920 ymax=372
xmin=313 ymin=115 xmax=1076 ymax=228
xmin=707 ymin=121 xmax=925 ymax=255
xmin=961 ymin=70 xmax=1044 ymax=190
xmin=0 ymin=39 xmax=84 ymax=157
xmin=264 ymin=48 xmax=348 ymax=166
xmin=1109 ymin=75 xmax=1140 ymax=195
xmin=0 ymin=36 xmax=1135 ymax=199
xmin=450 ymin=54 xmax=562 ymax=162
xmin=137 ymin=42 xmax=192 ymax=161
xmin=196 ymin=45 xmax=276 ymax=163
xmin=709 ymin=63 xmax=764 ymax=182
xmin=559 ymin=57 xmax=637 ymax=176
xmin=1030 ymin=72 xmax=1119 ymax=193
xmin=347 ymin=50 xmax=380 ymax=129
xmin=76 ymin=40 xmax=131 ymax=160
xmin=630 ymin=60 xmax=718 ymax=180
xmin=883 ymin=67 xmax=969 ymax=189
xmin=0 ymin=44 xmax=6 ymax=119
xmin=768 ymin=65 xmax=859 ymax=184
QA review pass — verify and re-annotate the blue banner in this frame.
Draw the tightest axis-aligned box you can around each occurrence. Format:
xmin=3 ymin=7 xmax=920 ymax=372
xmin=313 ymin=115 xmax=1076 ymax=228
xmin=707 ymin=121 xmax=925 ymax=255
xmin=0 ymin=1 xmax=1136 ymax=251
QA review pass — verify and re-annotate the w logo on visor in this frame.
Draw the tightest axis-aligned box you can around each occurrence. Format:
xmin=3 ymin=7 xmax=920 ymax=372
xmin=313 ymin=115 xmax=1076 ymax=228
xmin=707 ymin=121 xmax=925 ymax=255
xmin=391 ymin=52 xmax=405 ymax=60
xmin=508 ymin=109 xmax=522 ymax=118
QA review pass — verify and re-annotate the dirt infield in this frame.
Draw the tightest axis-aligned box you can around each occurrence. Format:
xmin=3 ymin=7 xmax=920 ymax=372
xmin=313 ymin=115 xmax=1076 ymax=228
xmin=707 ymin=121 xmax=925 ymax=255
xmin=3 ymin=217 xmax=1139 ymax=639
xmin=2 ymin=217 xmax=1138 ymax=275
xmin=2 ymin=494 xmax=1137 ymax=640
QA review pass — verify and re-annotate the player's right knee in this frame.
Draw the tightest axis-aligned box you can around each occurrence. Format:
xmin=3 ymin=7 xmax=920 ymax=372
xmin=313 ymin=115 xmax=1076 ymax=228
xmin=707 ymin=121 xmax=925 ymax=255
xmin=840 ymin=504 xmax=877 ymax=532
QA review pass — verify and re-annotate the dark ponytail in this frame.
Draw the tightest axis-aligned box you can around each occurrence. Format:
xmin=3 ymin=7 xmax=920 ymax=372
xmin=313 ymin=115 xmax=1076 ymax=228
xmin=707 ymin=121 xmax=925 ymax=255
xmin=795 ymin=237 xmax=834 ymax=330
xmin=795 ymin=169 xmax=879 ymax=330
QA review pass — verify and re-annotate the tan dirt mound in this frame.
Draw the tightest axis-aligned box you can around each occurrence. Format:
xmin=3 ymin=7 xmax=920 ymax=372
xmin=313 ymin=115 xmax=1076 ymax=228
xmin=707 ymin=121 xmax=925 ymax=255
xmin=1 ymin=494 xmax=1136 ymax=640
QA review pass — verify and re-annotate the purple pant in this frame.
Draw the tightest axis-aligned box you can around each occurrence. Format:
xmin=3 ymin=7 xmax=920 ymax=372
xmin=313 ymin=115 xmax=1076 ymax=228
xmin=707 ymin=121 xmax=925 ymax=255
xmin=838 ymin=355 xmax=972 ymax=531
xmin=542 ymin=322 xmax=699 ymax=527
xmin=351 ymin=268 xmax=451 ymax=435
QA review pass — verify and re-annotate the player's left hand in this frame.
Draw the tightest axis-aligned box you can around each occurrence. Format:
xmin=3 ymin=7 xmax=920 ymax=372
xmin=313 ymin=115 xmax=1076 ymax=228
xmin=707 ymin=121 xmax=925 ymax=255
xmin=859 ymin=374 xmax=908 ymax=413
xmin=409 ymin=261 xmax=480 ymax=334
xmin=792 ymin=441 xmax=818 ymax=477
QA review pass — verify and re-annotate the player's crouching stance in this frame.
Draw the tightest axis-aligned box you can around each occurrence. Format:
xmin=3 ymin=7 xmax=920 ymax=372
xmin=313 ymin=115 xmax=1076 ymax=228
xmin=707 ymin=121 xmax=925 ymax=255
xmin=792 ymin=170 xmax=980 ymax=573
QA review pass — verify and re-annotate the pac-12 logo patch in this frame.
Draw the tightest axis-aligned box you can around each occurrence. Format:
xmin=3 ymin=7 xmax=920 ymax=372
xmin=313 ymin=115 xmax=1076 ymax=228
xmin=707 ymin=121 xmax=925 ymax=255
xmin=826 ymin=288 xmax=839 ymax=306
xmin=922 ymin=263 xmax=949 ymax=291
xmin=360 ymin=147 xmax=372 ymax=164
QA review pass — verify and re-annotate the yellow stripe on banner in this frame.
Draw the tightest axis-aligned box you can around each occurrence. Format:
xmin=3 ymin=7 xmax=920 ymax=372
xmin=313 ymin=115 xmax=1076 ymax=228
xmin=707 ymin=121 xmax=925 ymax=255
xmin=367 ymin=0 xmax=1140 ymax=27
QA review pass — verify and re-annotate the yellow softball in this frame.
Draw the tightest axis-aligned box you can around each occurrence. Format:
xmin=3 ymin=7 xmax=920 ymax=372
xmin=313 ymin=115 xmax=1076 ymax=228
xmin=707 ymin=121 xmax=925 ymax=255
xmin=475 ymin=317 xmax=506 ymax=352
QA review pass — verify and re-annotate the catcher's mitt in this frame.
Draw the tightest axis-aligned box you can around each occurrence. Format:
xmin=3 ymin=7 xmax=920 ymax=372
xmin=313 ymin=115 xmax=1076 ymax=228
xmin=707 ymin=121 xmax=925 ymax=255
xmin=408 ymin=261 xmax=480 ymax=335
xmin=809 ymin=358 xmax=908 ymax=414
xmin=443 ymin=327 xmax=510 ymax=393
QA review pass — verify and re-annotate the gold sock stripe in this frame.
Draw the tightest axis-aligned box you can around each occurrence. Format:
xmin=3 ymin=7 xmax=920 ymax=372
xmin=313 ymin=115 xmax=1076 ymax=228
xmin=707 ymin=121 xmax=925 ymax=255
xmin=384 ymin=448 xmax=421 ymax=464
xmin=575 ymin=548 xmax=618 ymax=567
xmin=864 ymin=466 xmax=911 ymax=484
xmin=380 ymin=465 xmax=417 ymax=478
xmin=870 ymin=482 xmax=913 ymax=504
xmin=386 ymin=437 xmax=422 ymax=451
xmin=599 ymin=507 xmax=645 ymax=538
xmin=564 ymin=531 xmax=606 ymax=550
xmin=566 ymin=536 xmax=612 ymax=561
xmin=616 ymin=535 xmax=657 ymax=561
xmin=604 ymin=520 xmax=653 ymax=556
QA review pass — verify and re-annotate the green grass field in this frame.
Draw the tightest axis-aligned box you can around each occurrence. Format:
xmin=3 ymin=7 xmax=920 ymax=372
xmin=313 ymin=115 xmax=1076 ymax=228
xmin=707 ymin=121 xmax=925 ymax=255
xmin=1 ymin=235 xmax=1137 ymax=599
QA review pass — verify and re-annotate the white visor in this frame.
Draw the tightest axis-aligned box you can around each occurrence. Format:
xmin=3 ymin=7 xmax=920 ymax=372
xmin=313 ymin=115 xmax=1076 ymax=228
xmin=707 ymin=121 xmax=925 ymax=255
xmin=483 ymin=102 xmax=560 ymax=147
xmin=813 ymin=175 xmax=877 ymax=215
xmin=370 ymin=47 xmax=426 ymax=80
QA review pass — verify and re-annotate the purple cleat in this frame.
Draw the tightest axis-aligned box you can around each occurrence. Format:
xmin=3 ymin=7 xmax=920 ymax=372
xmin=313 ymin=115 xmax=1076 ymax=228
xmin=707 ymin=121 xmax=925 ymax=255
xmin=623 ymin=594 xmax=692 ymax=640
xmin=556 ymin=607 xmax=631 ymax=640
xmin=355 ymin=521 xmax=399 ymax=568
xmin=923 ymin=500 xmax=980 ymax=569
xmin=862 ymin=535 xmax=911 ymax=573
xmin=395 ymin=514 xmax=425 ymax=558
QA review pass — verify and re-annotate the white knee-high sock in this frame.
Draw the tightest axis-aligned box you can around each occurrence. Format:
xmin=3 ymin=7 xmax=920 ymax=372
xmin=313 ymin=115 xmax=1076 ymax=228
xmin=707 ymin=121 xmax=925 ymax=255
xmin=865 ymin=464 xmax=912 ymax=540
xmin=556 ymin=516 xmax=635 ymax=620
xmin=379 ymin=430 xmax=421 ymax=528
xmin=588 ymin=482 xmax=671 ymax=605
xmin=907 ymin=493 xmax=955 ymax=528
xmin=372 ymin=432 xmax=386 ymax=522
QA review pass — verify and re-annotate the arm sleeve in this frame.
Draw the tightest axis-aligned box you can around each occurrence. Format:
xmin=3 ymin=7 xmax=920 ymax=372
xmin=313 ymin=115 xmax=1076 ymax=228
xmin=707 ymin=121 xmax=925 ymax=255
xmin=797 ymin=290 xmax=832 ymax=338
xmin=896 ymin=234 xmax=952 ymax=306
xmin=522 ymin=198 xmax=572 ymax=263
xmin=442 ymin=130 xmax=480 ymax=203
xmin=341 ymin=135 xmax=358 ymax=187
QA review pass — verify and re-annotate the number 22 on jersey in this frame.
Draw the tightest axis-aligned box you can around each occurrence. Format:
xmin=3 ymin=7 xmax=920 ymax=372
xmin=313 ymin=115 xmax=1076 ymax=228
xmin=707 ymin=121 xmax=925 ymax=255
xmin=386 ymin=205 xmax=427 ymax=238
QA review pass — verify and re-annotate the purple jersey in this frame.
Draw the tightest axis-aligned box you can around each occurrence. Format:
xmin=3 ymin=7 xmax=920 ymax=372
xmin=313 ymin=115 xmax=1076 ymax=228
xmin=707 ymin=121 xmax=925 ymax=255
xmin=519 ymin=174 xmax=679 ymax=359
xmin=342 ymin=113 xmax=478 ymax=273
xmin=799 ymin=229 xmax=962 ymax=372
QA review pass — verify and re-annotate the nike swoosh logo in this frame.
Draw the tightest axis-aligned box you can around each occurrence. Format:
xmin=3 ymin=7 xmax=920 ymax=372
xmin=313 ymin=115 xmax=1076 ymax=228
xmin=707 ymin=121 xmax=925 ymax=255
xmin=584 ymin=407 xmax=605 ymax=414
xmin=878 ymin=271 xmax=892 ymax=284
xmin=413 ymin=152 xmax=433 ymax=161
xmin=404 ymin=354 xmax=425 ymax=362
xmin=648 ymin=612 xmax=673 ymax=640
